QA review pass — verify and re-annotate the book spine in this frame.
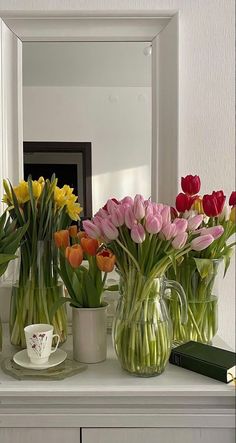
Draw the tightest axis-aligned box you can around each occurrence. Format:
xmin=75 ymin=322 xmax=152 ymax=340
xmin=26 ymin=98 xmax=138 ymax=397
xmin=169 ymin=351 xmax=227 ymax=383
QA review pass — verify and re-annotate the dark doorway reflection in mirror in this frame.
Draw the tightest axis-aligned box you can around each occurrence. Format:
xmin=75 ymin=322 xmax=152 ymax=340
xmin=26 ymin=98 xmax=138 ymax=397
xmin=23 ymin=142 xmax=92 ymax=219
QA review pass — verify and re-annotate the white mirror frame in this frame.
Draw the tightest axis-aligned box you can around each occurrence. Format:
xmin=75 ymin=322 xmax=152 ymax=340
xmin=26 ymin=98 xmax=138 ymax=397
xmin=0 ymin=12 xmax=179 ymax=207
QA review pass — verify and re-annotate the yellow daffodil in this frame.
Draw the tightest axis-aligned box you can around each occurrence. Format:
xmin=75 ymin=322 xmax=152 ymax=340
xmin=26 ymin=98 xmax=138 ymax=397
xmin=13 ymin=181 xmax=30 ymax=205
xmin=32 ymin=180 xmax=43 ymax=199
xmin=66 ymin=201 xmax=82 ymax=221
xmin=54 ymin=186 xmax=67 ymax=209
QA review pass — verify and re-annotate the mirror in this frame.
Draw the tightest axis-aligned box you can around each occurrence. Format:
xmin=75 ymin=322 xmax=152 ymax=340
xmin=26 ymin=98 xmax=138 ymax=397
xmin=22 ymin=42 xmax=151 ymax=216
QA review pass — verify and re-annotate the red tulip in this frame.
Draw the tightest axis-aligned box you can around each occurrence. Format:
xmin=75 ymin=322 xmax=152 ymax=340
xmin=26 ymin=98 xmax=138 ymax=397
xmin=181 ymin=175 xmax=201 ymax=195
xmin=202 ymin=191 xmax=226 ymax=217
xmin=229 ymin=191 xmax=236 ymax=206
xmin=176 ymin=193 xmax=195 ymax=213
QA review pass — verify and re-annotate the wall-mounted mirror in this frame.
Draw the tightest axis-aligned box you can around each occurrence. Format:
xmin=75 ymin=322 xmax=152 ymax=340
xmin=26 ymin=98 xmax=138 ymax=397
xmin=23 ymin=42 xmax=152 ymax=217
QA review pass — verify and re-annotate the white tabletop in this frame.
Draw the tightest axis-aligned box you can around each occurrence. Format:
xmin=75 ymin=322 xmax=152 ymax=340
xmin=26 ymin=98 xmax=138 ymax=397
xmin=0 ymin=324 xmax=234 ymax=399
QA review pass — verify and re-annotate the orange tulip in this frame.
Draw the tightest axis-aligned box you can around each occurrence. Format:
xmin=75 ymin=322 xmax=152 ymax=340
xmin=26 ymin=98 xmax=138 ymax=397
xmin=77 ymin=230 xmax=87 ymax=241
xmin=69 ymin=225 xmax=78 ymax=238
xmin=54 ymin=230 xmax=70 ymax=248
xmin=81 ymin=237 xmax=99 ymax=256
xmin=96 ymin=249 xmax=116 ymax=273
xmin=66 ymin=244 xmax=83 ymax=268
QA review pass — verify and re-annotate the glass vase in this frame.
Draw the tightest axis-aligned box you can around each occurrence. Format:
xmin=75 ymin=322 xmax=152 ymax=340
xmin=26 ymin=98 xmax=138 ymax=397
xmin=9 ymin=240 xmax=67 ymax=348
xmin=167 ymin=258 xmax=221 ymax=345
xmin=0 ymin=316 xmax=2 ymax=351
xmin=112 ymin=268 xmax=187 ymax=377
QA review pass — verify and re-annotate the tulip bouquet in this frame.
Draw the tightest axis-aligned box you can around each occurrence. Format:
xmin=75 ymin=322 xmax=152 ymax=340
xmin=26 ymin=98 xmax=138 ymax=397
xmin=167 ymin=174 xmax=236 ymax=344
xmin=3 ymin=175 xmax=82 ymax=347
xmin=0 ymin=212 xmax=28 ymax=350
xmin=52 ymin=226 xmax=116 ymax=310
xmin=83 ymin=195 xmax=212 ymax=375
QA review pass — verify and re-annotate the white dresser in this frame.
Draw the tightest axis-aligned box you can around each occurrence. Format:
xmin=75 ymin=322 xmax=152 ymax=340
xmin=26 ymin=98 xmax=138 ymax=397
xmin=0 ymin=326 xmax=235 ymax=443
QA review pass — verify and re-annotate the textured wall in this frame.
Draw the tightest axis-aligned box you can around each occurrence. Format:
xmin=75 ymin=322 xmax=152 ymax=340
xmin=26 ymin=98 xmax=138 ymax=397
xmin=0 ymin=0 xmax=235 ymax=348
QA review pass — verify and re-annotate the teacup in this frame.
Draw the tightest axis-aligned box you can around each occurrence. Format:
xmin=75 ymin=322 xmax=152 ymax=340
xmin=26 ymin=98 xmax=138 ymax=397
xmin=24 ymin=324 xmax=60 ymax=365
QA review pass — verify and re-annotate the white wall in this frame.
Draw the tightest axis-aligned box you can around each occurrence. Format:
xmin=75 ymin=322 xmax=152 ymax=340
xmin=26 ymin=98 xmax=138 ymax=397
xmin=23 ymin=86 xmax=152 ymax=212
xmin=1 ymin=0 xmax=235 ymax=348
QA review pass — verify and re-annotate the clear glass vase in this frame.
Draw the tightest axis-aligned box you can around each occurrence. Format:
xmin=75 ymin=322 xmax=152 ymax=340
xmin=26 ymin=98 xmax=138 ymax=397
xmin=9 ymin=240 xmax=67 ymax=348
xmin=167 ymin=258 xmax=221 ymax=345
xmin=112 ymin=268 xmax=187 ymax=377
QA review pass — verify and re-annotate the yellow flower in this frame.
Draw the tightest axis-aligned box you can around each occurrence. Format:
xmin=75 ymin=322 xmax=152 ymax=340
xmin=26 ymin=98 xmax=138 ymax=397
xmin=192 ymin=197 xmax=204 ymax=214
xmin=14 ymin=181 xmax=30 ymax=205
xmin=230 ymin=206 xmax=236 ymax=223
xmin=54 ymin=186 xmax=67 ymax=209
xmin=66 ymin=201 xmax=82 ymax=221
xmin=32 ymin=180 xmax=43 ymax=199
xmin=62 ymin=185 xmax=74 ymax=196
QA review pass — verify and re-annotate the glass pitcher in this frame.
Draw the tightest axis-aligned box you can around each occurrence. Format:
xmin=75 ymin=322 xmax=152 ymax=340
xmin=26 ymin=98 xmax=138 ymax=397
xmin=112 ymin=274 xmax=187 ymax=377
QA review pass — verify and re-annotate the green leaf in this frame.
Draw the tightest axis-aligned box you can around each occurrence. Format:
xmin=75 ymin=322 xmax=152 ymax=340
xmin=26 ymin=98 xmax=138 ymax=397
xmin=49 ymin=296 xmax=72 ymax=322
xmin=193 ymin=258 xmax=214 ymax=279
xmin=223 ymin=248 xmax=233 ymax=278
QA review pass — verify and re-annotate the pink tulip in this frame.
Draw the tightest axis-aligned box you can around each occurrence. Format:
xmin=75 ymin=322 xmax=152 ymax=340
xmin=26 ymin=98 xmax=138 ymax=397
xmin=83 ymin=220 xmax=101 ymax=239
xmin=131 ymin=223 xmax=146 ymax=243
xmin=95 ymin=208 xmax=108 ymax=218
xmin=199 ymin=226 xmax=224 ymax=240
xmin=173 ymin=218 xmax=188 ymax=234
xmin=161 ymin=223 xmax=177 ymax=240
xmin=121 ymin=196 xmax=134 ymax=206
xmin=145 ymin=201 xmax=154 ymax=217
xmin=100 ymin=219 xmax=119 ymax=240
xmin=161 ymin=206 xmax=171 ymax=226
xmin=110 ymin=206 xmax=125 ymax=227
xmin=187 ymin=214 xmax=203 ymax=231
xmin=153 ymin=203 xmax=164 ymax=215
xmin=106 ymin=198 xmax=119 ymax=215
xmin=145 ymin=214 xmax=162 ymax=234
xmin=124 ymin=206 xmax=136 ymax=229
xmin=191 ymin=234 xmax=214 ymax=251
xmin=172 ymin=232 xmax=188 ymax=249
xmin=133 ymin=194 xmax=145 ymax=220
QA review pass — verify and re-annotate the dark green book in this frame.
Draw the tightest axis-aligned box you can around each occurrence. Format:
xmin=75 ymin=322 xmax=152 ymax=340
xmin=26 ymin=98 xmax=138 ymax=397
xmin=169 ymin=341 xmax=236 ymax=383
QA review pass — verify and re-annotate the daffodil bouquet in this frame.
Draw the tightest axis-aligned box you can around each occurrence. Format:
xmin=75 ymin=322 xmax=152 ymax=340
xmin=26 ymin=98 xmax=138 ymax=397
xmin=3 ymin=175 xmax=82 ymax=347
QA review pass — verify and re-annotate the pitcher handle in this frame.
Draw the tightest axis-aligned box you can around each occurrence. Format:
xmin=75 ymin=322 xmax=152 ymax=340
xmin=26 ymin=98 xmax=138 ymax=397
xmin=164 ymin=279 xmax=188 ymax=325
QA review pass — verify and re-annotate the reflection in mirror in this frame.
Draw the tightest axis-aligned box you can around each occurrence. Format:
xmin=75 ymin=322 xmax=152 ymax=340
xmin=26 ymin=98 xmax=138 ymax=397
xmin=23 ymin=42 xmax=151 ymax=215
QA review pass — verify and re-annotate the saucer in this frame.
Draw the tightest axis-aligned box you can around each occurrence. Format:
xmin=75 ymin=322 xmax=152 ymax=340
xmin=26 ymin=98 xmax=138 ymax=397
xmin=13 ymin=349 xmax=67 ymax=370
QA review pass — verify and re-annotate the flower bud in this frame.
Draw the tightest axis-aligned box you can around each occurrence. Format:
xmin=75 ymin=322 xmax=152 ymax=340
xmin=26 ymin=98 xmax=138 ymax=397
xmin=191 ymin=234 xmax=214 ymax=251
xmin=173 ymin=218 xmax=188 ymax=234
xmin=81 ymin=237 xmax=99 ymax=256
xmin=133 ymin=195 xmax=145 ymax=220
xmin=187 ymin=214 xmax=203 ymax=231
xmin=200 ymin=226 xmax=224 ymax=240
xmin=110 ymin=206 xmax=125 ymax=227
xmin=121 ymin=196 xmax=134 ymax=206
xmin=96 ymin=249 xmax=116 ymax=273
xmin=229 ymin=191 xmax=236 ymax=206
xmin=83 ymin=220 xmax=101 ymax=239
xmin=54 ymin=230 xmax=70 ymax=248
xmin=145 ymin=214 xmax=162 ymax=234
xmin=131 ymin=223 xmax=146 ymax=243
xmin=100 ymin=219 xmax=119 ymax=240
xmin=161 ymin=223 xmax=177 ymax=240
xmin=124 ymin=206 xmax=136 ymax=229
xmin=181 ymin=175 xmax=201 ymax=195
xmin=161 ymin=206 xmax=171 ymax=226
xmin=172 ymin=232 xmax=188 ymax=249
xmin=66 ymin=244 xmax=83 ymax=268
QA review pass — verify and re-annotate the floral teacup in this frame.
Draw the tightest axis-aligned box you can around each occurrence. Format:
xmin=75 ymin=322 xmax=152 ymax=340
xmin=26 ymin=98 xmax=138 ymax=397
xmin=24 ymin=324 xmax=60 ymax=365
